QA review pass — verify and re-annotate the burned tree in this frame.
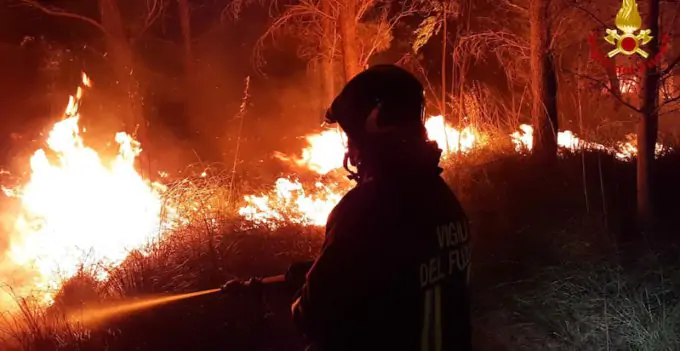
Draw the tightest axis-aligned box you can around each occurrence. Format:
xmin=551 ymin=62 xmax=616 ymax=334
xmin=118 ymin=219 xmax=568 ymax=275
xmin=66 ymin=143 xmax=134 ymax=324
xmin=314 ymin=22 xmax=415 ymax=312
xmin=319 ymin=0 xmax=336 ymax=111
xmin=338 ymin=0 xmax=361 ymax=81
xmin=175 ymin=0 xmax=212 ymax=157
xmin=529 ymin=0 xmax=558 ymax=160
xmin=637 ymin=0 xmax=660 ymax=229
xmin=177 ymin=0 xmax=194 ymax=81
xmin=99 ymin=0 xmax=139 ymax=130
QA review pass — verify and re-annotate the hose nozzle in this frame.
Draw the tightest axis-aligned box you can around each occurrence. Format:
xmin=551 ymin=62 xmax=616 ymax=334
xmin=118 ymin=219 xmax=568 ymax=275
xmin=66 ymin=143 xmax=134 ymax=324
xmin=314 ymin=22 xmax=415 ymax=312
xmin=220 ymin=278 xmax=262 ymax=295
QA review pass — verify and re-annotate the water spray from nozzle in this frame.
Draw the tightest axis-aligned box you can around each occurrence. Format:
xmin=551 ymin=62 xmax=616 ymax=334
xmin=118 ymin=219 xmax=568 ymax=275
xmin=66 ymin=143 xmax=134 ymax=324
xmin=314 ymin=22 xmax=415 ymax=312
xmin=68 ymin=275 xmax=287 ymax=326
xmin=67 ymin=288 xmax=221 ymax=326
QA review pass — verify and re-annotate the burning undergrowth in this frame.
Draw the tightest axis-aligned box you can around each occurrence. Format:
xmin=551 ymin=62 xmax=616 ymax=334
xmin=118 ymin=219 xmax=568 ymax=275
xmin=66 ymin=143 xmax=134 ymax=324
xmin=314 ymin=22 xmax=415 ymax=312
xmin=0 ymin=70 xmax=666 ymax=308
xmin=0 ymin=75 xmax=167 ymax=310
xmin=0 ymin=73 xmax=679 ymax=350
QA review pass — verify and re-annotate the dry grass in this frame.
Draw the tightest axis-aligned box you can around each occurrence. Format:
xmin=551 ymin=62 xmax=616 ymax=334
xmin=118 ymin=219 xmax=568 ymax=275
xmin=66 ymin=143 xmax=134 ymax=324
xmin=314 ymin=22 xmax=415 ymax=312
xmin=520 ymin=259 xmax=680 ymax=350
xmin=472 ymin=219 xmax=680 ymax=350
xmin=0 ymin=291 xmax=97 ymax=351
xmin=1 ymin=142 xmax=680 ymax=350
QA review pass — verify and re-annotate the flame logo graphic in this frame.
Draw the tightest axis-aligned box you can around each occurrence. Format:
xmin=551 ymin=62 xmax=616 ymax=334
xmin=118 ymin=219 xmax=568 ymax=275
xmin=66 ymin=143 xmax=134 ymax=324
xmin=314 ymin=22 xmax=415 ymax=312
xmin=615 ymin=0 xmax=642 ymax=34
xmin=604 ymin=0 xmax=651 ymax=58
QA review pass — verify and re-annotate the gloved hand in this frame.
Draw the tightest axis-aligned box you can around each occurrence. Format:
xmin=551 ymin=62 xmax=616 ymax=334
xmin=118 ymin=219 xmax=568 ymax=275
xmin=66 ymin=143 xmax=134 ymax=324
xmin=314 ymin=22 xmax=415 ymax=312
xmin=285 ymin=261 xmax=314 ymax=292
xmin=220 ymin=277 xmax=263 ymax=295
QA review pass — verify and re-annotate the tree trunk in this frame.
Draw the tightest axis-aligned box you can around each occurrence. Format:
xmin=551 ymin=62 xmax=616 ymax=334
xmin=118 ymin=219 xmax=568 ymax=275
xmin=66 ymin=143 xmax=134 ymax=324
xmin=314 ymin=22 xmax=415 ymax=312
xmin=637 ymin=0 xmax=660 ymax=230
xmin=338 ymin=0 xmax=361 ymax=82
xmin=319 ymin=0 xmax=335 ymax=120
xmin=99 ymin=0 xmax=148 ymax=176
xmin=99 ymin=0 xmax=142 ymax=131
xmin=177 ymin=0 xmax=211 ymax=158
xmin=178 ymin=0 xmax=193 ymax=74
xmin=529 ymin=0 xmax=558 ymax=160
xmin=607 ymin=58 xmax=621 ymax=97
xmin=441 ymin=0 xmax=447 ymax=117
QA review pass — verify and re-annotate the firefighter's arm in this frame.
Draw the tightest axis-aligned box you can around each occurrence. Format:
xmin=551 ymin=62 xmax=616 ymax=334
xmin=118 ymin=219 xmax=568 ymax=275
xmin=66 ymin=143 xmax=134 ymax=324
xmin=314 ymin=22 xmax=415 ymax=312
xmin=285 ymin=260 xmax=314 ymax=293
xmin=220 ymin=260 xmax=314 ymax=297
xmin=290 ymin=217 xmax=378 ymax=342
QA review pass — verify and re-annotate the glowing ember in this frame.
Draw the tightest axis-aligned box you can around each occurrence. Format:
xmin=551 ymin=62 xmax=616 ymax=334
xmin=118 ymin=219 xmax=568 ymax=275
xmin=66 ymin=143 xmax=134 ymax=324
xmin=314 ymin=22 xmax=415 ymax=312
xmin=0 ymin=74 xmax=167 ymax=306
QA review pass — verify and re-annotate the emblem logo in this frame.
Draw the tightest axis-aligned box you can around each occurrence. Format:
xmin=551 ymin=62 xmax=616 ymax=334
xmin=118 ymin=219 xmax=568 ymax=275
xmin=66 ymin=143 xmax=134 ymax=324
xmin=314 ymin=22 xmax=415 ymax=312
xmin=604 ymin=0 xmax=652 ymax=58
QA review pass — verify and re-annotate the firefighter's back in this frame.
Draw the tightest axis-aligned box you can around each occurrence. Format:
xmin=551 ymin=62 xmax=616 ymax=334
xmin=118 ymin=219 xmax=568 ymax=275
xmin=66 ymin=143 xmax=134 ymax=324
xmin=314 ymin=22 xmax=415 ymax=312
xmin=333 ymin=172 xmax=471 ymax=351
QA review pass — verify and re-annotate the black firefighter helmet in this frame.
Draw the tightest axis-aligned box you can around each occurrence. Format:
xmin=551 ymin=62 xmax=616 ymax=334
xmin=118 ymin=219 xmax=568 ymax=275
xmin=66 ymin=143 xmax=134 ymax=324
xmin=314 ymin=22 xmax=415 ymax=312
xmin=324 ymin=64 xmax=438 ymax=181
xmin=324 ymin=64 xmax=427 ymax=150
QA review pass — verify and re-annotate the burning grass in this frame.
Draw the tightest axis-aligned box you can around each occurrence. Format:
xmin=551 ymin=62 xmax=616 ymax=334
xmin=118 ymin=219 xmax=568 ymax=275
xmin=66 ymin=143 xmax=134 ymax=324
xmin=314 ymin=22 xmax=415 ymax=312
xmin=2 ymin=146 xmax=680 ymax=351
xmin=2 ymin=74 xmax=680 ymax=350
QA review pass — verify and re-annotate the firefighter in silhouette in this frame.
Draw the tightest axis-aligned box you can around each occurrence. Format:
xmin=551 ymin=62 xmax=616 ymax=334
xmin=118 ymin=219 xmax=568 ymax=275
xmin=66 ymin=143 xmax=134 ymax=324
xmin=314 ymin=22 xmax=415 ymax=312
xmin=223 ymin=64 xmax=472 ymax=351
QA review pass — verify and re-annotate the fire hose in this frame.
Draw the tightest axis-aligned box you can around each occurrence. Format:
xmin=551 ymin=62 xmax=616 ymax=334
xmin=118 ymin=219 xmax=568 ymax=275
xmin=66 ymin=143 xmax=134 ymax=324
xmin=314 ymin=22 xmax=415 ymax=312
xmin=220 ymin=260 xmax=313 ymax=295
xmin=219 ymin=260 xmax=314 ymax=350
xmin=63 ymin=261 xmax=314 ymax=351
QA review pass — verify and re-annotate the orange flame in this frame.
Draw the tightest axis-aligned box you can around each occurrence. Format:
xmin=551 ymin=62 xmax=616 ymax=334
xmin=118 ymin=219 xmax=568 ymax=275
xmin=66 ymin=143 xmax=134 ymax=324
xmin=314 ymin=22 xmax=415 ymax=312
xmin=1 ymin=74 xmax=169 ymax=307
xmin=0 ymin=73 xmax=669 ymax=310
xmin=275 ymin=128 xmax=348 ymax=175
xmin=242 ymin=121 xmax=670 ymax=229
xmin=239 ymin=116 xmax=482 ymax=228
xmin=239 ymin=178 xmax=345 ymax=228
xmin=509 ymin=124 xmax=668 ymax=160
xmin=424 ymin=115 xmax=479 ymax=154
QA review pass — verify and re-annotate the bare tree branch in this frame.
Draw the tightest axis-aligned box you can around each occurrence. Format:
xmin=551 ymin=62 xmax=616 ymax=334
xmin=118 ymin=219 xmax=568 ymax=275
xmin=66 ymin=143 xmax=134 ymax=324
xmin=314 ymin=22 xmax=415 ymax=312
xmin=251 ymin=1 xmax=327 ymax=72
xmin=569 ymin=0 xmax=608 ymax=29
xmin=660 ymin=106 xmax=680 ymax=116
xmin=17 ymin=0 xmax=108 ymax=35
xmin=356 ymin=0 xmax=377 ymax=21
xmin=665 ymin=0 xmax=680 ymax=39
xmin=453 ymin=30 xmax=529 ymax=62
xmin=662 ymin=55 xmax=680 ymax=76
xmin=660 ymin=93 xmax=680 ymax=107
xmin=358 ymin=0 xmax=422 ymax=67
xmin=136 ymin=0 xmax=167 ymax=39
xmin=566 ymin=69 xmax=643 ymax=113
xmin=502 ymin=0 xmax=528 ymax=14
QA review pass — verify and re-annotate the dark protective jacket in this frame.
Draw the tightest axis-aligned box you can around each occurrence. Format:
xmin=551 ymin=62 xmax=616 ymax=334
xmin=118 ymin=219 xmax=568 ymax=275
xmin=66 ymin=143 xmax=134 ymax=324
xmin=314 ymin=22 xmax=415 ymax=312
xmin=291 ymin=142 xmax=472 ymax=351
